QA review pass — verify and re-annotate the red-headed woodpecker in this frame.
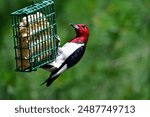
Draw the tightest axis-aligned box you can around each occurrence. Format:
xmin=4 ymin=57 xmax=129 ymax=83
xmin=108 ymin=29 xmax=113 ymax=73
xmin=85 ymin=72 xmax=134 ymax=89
xmin=41 ymin=24 xmax=90 ymax=87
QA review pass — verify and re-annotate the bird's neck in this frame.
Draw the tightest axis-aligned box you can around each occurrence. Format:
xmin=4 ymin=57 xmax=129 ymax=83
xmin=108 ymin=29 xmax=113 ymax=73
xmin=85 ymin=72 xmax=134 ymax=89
xmin=71 ymin=36 xmax=88 ymax=45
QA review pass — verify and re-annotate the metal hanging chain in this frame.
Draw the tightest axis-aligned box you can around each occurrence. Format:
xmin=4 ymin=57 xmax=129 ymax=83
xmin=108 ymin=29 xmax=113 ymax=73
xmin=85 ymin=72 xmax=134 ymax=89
xmin=32 ymin=1 xmax=35 ymax=6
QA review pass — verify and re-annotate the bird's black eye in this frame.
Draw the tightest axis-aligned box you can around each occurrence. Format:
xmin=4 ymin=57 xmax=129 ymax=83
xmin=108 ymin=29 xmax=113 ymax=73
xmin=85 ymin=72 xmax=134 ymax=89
xmin=82 ymin=25 xmax=86 ymax=28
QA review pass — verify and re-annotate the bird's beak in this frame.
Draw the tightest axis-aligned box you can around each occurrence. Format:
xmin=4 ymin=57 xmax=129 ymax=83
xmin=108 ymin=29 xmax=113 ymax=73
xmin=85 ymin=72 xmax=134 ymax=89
xmin=70 ymin=23 xmax=79 ymax=29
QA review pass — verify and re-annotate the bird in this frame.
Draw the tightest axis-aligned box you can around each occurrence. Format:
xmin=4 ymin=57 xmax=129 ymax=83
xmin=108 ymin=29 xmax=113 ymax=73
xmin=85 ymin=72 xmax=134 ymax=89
xmin=41 ymin=23 xmax=90 ymax=87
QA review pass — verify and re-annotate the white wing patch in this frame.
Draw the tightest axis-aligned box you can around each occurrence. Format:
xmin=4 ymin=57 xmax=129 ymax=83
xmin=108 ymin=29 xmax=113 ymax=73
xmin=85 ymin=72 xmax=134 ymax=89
xmin=61 ymin=42 xmax=84 ymax=57
xmin=50 ymin=42 xmax=84 ymax=68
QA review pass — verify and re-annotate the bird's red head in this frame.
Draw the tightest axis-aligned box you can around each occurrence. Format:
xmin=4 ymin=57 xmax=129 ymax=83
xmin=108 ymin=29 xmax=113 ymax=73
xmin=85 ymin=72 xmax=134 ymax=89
xmin=70 ymin=24 xmax=90 ymax=44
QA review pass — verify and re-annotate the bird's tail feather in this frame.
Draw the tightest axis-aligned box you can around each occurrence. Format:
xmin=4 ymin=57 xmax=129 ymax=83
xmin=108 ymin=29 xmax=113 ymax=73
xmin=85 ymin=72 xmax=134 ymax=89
xmin=41 ymin=75 xmax=60 ymax=87
xmin=46 ymin=77 xmax=57 ymax=87
xmin=40 ymin=79 xmax=49 ymax=86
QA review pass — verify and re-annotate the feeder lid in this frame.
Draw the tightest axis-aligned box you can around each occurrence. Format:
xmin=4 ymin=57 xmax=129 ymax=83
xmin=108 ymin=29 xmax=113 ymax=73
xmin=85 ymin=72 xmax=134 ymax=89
xmin=11 ymin=0 xmax=54 ymax=15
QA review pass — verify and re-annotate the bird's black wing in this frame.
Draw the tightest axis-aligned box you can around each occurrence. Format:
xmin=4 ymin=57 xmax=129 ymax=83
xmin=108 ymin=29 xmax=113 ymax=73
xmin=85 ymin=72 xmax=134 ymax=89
xmin=65 ymin=45 xmax=85 ymax=68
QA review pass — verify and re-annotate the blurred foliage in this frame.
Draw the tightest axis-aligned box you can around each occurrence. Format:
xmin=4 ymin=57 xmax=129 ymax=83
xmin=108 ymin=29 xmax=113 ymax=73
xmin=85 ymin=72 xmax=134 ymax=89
xmin=0 ymin=0 xmax=150 ymax=99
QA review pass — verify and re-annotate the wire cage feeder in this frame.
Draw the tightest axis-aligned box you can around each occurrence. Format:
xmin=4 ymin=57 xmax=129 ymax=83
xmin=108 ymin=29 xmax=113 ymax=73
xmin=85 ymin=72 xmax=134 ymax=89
xmin=11 ymin=0 xmax=58 ymax=72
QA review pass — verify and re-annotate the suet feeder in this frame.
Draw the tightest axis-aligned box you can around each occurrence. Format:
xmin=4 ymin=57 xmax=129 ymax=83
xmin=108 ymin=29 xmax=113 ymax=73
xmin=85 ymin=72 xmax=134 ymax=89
xmin=11 ymin=0 xmax=58 ymax=72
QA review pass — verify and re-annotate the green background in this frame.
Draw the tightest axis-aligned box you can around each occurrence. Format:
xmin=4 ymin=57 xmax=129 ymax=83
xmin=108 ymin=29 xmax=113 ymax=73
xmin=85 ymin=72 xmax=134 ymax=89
xmin=0 ymin=0 xmax=150 ymax=99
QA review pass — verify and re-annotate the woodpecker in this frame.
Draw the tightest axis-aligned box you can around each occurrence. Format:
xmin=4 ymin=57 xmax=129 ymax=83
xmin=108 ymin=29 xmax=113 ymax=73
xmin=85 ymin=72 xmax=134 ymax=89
xmin=41 ymin=23 xmax=90 ymax=87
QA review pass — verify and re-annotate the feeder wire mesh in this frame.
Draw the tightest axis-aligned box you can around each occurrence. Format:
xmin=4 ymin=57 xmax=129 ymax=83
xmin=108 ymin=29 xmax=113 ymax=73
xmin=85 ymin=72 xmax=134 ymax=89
xmin=11 ymin=0 xmax=58 ymax=72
